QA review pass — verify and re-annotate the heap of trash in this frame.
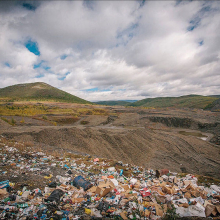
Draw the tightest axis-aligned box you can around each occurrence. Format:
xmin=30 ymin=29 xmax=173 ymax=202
xmin=0 ymin=139 xmax=220 ymax=219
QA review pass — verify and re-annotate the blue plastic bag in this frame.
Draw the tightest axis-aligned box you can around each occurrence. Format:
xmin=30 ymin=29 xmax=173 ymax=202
xmin=0 ymin=180 xmax=9 ymax=189
xmin=72 ymin=175 xmax=92 ymax=191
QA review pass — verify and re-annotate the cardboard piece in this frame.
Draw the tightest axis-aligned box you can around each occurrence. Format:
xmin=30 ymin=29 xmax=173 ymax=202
xmin=155 ymin=204 xmax=163 ymax=217
xmin=120 ymin=211 xmax=128 ymax=220
xmin=179 ymin=203 xmax=189 ymax=208
xmin=87 ymin=186 xmax=97 ymax=195
xmin=162 ymin=185 xmax=172 ymax=194
xmin=184 ymin=192 xmax=191 ymax=199
xmin=212 ymin=208 xmax=217 ymax=216
xmin=72 ymin=198 xmax=85 ymax=203
xmin=121 ymin=184 xmax=130 ymax=191
xmin=95 ymin=181 xmax=114 ymax=197
xmin=185 ymin=184 xmax=196 ymax=191
xmin=144 ymin=209 xmax=151 ymax=217
xmin=216 ymin=205 xmax=220 ymax=214
xmin=204 ymin=200 xmax=212 ymax=207
xmin=205 ymin=204 xmax=216 ymax=217
xmin=0 ymin=188 xmax=8 ymax=195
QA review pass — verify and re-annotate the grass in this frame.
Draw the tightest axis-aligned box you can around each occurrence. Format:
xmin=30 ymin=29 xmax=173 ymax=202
xmin=80 ymin=120 xmax=89 ymax=125
xmin=178 ymin=131 xmax=207 ymax=138
xmin=0 ymin=104 xmax=49 ymax=116
xmin=11 ymin=117 xmax=16 ymax=125
xmin=42 ymin=115 xmax=48 ymax=120
xmin=1 ymin=116 xmax=9 ymax=123
xmin=196 ymin=175 xmax=220 ymax=186
xmin=162 ymin=204 xmax=179 ymax=220
xmin=1 ymin=116 xmax=16 ymax=126
xmin=0 ymin=104 xmax=108 ymax=117
xmin=177 ymin=173 xmax=220 ymax=186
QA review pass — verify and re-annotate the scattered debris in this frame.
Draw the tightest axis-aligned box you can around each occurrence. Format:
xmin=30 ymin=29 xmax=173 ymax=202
xmin=0 ymin=138 xmax=219 ymax=219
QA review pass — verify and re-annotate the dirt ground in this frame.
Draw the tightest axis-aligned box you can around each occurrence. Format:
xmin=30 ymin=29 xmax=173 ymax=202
xmin=0 ymin=103 xmax=220 ymax=178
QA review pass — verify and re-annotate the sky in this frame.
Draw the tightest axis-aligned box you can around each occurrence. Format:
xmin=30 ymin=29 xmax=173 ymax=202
xmin=0 ymin=1 xmax=220 ymax=102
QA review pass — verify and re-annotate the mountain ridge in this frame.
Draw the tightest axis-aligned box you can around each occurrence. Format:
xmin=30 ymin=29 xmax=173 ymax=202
xmin=0 ymin=82 xmax=91 ymax=104
xmin=127 ymin=94 xmax=219 ymax=109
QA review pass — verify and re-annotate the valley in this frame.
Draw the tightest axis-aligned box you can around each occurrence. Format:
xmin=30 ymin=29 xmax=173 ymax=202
xmin=1 ymin=102 xmax=219 ymax=178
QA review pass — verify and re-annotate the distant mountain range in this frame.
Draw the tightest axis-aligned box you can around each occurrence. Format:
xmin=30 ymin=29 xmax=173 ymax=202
xmin=96 ymin=95 xmax=220 ymax=110
xmin=127 ymin=94 xmax=219 ymax=109
xmin=0 ymin=82 xmax=90 ymax=104
xmin=0 ymin=83 xmax=219 ymax=110
xmin=95 ymin=100 xmax=137 ymax=106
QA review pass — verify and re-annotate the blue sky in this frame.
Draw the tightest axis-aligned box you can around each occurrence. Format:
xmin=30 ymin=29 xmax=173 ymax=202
xmin=0 ymin=1 xmax=220 ymax=101
xmin=25 ymin=40 xmax=40 ymax=56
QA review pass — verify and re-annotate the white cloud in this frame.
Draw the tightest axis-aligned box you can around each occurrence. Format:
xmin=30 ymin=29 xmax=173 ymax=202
xmin=0 ymin=1 xmax=219 ymax=101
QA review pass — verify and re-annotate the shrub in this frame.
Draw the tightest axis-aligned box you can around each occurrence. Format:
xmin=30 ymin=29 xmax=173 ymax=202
xmin=1 ymin=117 xmax=9 ymax=123
xmin=80 ymin=120 xmax=89 ymax=125
xmin=42 ymin=115 xmax=48 ymax=120
xmin=11 ymin=117 xmax=16 ymax=125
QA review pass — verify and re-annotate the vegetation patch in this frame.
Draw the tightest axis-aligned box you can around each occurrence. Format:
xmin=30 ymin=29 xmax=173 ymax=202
xmin=76 ymin=108 xmax=107 ymax=116
xmin=42 ymin=115 xmax=48 ymax=120
xmin=196 ymin=175 xmax=220 ymax=186
xmin=162 ymin=204 xmax=179 ymax=220
xmin=52 ymin=116 xmax=79 ymax=125
xmin=80 ymin=120 xmax=89 ymax=125
xmin=179 ymin=131 xmax=207 ymax=138
xmin=0 ymin=104 xmax=107 ymax=117
xmin=1 ymin=116 xmax=16 ymax=126
xmin=0 ymin=104 xmax=49 ymax=116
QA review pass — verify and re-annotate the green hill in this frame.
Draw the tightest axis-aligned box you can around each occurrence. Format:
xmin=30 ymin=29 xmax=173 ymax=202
xmin=209 ymin=95 xmax=220 ymax=98
xmin=0 ymin=82 xmax=91 ymax=104
xmin=128 ymin=95 xmax=219 ymax=109
xmin=204 ymin=98 xmax=220 ymax=111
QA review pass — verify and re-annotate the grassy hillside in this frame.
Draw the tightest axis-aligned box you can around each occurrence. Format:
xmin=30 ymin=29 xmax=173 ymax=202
xmin=0 ymin=82 xmax=91 ymax=104
xmin=204 ymin=98 xmax=220 ymax=111
xmin=209 ymin=95 xmax=220 ymax=98
xmin=128 ymin=95 xmax=219 ymax=109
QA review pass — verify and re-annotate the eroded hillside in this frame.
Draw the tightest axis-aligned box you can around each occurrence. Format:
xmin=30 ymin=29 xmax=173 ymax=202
xmin=0 ymin=103 xmax=219 ymax=178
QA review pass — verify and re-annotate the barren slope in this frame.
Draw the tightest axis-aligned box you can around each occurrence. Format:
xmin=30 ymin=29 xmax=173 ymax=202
xmin=1 ymin=104 xmax=219 ymax=178
xmin=2 ymin=125 xmax=219 ymax=178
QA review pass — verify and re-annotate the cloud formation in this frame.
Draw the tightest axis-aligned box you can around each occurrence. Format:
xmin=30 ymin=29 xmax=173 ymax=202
xmin=0 ymin=1 xmax=219 ymax=101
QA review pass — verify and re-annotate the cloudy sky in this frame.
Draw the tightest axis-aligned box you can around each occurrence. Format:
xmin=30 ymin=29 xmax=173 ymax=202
xmin=0 ymin=1 xmax=220 ymax=101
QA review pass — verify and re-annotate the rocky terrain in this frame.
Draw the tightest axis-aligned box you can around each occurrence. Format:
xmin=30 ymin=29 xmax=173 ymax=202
xmin=0 ymin=103 xmax=219 ymax=179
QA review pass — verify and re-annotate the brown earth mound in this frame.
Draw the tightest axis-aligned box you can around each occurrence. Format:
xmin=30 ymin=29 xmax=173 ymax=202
xmin=2 ymin=125 xmax=220 ymax=178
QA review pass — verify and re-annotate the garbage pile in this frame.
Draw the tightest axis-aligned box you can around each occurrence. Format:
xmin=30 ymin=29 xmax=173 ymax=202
xmin=0 ymin=140 xmax=220 ymax=219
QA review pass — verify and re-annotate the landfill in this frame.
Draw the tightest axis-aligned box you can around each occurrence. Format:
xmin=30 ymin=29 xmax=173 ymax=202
xmin=0 ymin=138 xmax=220 ymax=219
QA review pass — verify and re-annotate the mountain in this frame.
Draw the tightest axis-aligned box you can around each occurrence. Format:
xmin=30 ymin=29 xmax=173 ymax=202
xmin=128 ymin=95 xmax=219 ymax=109
xmin=0 ymin=82 xmax=91 ymax=104
xmin=95 ymin=100 xmax=137 ymax=106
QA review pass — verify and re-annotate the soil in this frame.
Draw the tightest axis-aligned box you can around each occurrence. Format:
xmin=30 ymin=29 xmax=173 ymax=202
xmin=0 ymin=103 xmax=220 ymax=178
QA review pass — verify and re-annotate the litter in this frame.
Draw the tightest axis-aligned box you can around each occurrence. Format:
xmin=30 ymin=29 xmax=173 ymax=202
xmin=0 ymin=139 xmax=219 ymax=220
